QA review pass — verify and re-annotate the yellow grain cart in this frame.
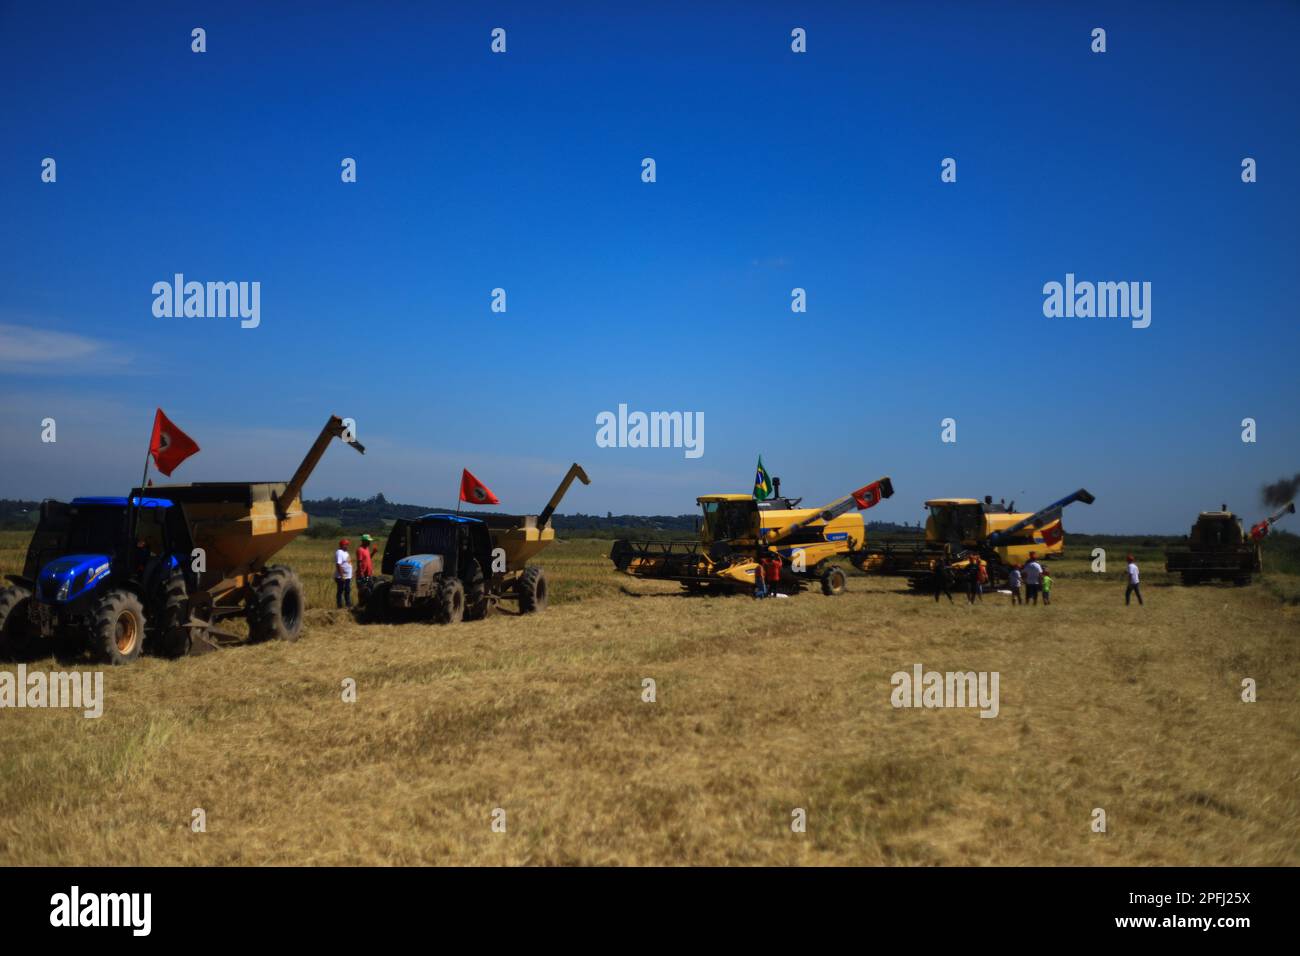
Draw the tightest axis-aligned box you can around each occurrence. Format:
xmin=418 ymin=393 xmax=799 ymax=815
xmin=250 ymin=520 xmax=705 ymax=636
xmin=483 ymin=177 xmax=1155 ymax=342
xmin=135 ymin=415 xmax=364 ymax=651
xmin=611 ymin=477 xmax=894 ymax=596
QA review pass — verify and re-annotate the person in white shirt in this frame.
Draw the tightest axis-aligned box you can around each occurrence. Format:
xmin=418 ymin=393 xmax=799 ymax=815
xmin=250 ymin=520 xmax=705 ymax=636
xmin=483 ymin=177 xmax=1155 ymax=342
xmin=1023 ymin=554 xmax=1044 ymax=605
xmin=335 ymin=538 xmax=354 ymax=609
xmin=1124 ymin=555 xmax=1143 ymax=606
xmin=1007 ymin=565 xmax=1023 ymax=605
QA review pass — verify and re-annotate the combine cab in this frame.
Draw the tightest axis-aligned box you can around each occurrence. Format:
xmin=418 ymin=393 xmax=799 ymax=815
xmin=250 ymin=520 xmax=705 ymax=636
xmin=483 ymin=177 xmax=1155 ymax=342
xmin=0 ymin=416 xmax=363 ymax=663
xmin=363 ymin=463 xmax=590 ymax=623
xmin=1165 ymin=501 xmax=1294 ymax=586
xmin=855 ymin=490 xmax=1095 ymax=587
xmin=611 ymin=477 xmax=893 ymax=596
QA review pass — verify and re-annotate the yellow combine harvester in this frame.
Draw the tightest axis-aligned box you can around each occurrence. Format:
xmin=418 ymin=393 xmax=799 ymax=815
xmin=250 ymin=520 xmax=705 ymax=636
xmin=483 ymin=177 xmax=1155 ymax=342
xmin=610 ymin=477 xmax=893 ymax=595
xmin=855 ymin=490 xmax=1095 ymax=587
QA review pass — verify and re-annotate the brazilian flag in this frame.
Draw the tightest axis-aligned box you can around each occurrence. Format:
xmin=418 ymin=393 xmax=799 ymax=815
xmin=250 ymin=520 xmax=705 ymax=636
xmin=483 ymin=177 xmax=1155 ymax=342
xmin=753 ymin=456 xmax=773 ymax=501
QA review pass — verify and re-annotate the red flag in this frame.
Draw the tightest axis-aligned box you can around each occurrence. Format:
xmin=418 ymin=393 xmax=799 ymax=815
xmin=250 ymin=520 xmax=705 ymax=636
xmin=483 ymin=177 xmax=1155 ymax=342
xmin=852 ymin=479 xmax=890 ymax=510
xmin=149 ymin=409 xmax=200 ymax=477
xmin=1040 ymin=522 xmax=1065 ymax=547
xmin=459 ymin=469 xmax=499 ymax=506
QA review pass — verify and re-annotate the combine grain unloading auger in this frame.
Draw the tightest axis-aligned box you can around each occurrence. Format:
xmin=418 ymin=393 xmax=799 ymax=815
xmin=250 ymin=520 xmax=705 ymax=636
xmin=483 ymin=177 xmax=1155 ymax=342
xmin=610 ymin=477 xmax=894 ymax=596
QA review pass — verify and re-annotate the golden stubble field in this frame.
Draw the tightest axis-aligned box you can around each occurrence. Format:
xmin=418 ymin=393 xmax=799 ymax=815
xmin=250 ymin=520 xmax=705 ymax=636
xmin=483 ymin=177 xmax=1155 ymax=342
xmin=0 ymin=530 xmax=1297 ymax=866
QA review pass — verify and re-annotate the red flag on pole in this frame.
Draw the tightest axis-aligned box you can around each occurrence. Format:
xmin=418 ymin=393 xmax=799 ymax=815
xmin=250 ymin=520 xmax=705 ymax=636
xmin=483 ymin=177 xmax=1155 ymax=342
xmin=459 ymin=469 xmax=499 ymax=506
xmin=149 ymin=409 xmax=200 ymax=477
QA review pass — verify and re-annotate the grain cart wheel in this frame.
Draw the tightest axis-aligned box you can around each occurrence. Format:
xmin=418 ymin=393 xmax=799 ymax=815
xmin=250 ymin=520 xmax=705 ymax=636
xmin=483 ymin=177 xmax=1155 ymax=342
xmin=0 ymin=586 xmax=36 ymax=660
xmin=435 ymin=576 xmax=465 ymax=625
xmin=464 ymin=560 xmax=493 ymax=621
xmin=92 ymin=589 xmax=145 ymax=665
xmin=249 ymin=566 xmax=305 ymax=643
xmin=154 ymin=570 xmax=193 ymax=658
xmin=516 ymin=566 xmax=548 ymax=614
xmin=820 ymin=565 xmax=847 ymax=596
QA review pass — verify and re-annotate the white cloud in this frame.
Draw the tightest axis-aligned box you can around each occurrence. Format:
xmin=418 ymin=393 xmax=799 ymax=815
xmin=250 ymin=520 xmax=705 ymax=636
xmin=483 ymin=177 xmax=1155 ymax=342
xmin=0 ymin=322 xmax=130 ymax=373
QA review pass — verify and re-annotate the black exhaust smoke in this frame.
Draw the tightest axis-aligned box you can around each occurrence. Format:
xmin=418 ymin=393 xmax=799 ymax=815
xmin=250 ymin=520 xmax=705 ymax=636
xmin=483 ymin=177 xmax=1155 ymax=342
xmin=1262 ymin=473 xmax=1300 ymax=508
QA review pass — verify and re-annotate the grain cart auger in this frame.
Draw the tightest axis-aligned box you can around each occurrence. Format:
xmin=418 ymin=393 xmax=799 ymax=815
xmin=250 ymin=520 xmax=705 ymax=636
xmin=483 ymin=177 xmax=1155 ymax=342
xmin=363 ymin=463 xmax=591 ymax=624
xmin=854 ymin=488 xmax=1095 ymax=588
xmin=609 ymin=477 xmax=894 ymax=596
xmin=0 ymin=415 xmax=363 ymax=664
xmin=1165 ymin=500 xmax=1294 ymax=586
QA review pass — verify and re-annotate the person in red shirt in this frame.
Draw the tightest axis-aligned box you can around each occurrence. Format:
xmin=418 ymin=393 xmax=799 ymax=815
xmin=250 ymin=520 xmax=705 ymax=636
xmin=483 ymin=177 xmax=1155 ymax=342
xmin=356 ymin=533 xmax=378 ymax=603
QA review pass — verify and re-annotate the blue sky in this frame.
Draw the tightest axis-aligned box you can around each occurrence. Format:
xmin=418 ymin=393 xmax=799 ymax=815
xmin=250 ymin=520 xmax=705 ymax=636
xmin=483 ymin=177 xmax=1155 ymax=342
xmin=1 ymin=1 xmax=1297 ymax=533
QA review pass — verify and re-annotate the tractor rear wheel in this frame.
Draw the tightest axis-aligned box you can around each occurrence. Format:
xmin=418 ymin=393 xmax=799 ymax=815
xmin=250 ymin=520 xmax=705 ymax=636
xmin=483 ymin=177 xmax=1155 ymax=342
xmin=820 ymin=565 xmax=847 ymax=596
xmin=153 ymin=570 xmax=193 ymax=658
xmin=363 ymin=580 xmax=391 ymax=623
xmin=464 ymin=560 xmax=494 ymax=621
xmin=0 ymin=586 xmax=35 ymax=660
xmin=435 ymin=576 xmax=465 ymax=624
xmin=249 ymin=566 xmax=305 ymax=643
xmin=92 ymin=589 xmax=145 ymax=665
xmin=517 ymin=566 xmax=548 ymax=613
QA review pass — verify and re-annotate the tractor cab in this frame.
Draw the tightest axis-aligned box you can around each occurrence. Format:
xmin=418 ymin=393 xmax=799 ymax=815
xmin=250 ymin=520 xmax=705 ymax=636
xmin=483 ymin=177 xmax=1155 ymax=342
xmin=23 ymin=496 xmax=189 ymax=609
xmin=1188 ymin=510 xmax=1246 ymax=550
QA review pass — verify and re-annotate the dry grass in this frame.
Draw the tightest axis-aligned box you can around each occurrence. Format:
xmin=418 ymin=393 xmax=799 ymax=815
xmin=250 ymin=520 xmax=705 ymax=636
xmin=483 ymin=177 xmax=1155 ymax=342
xmin=1 ymin=531 xmax=1297 ymax=866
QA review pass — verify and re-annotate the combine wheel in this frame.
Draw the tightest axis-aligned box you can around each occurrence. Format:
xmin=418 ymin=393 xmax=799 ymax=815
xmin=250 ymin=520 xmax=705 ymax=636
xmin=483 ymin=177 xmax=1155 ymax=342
xmin=517 ymin=566 xmax=548 ymax=614
xmin=92 ymin=589 xmax=145 ymax=665
xmin=0 ymin=586 xmax=36 ymax=660
xmin=819 ymin=565 xmax=847 ymax=596
xmin=435 ymin=576 xmax=466 ymax=624
xmin=249 ymin=566 xmax=305 ymax=643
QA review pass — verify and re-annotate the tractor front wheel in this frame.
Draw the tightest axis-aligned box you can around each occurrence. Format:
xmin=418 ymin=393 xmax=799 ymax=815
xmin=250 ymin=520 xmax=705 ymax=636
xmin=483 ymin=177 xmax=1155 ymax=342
xmin=92 ymin=589 xmax=145 ymax=665
xmin=435 ymin=577 xmax=465 ymax=624
xmin=517 ymin=567 xmax=548 ymax=613
xmin=0 ymin=586 xmax=36 ymax=660
xmin=249 ymin=566 xmax=305 ymax=642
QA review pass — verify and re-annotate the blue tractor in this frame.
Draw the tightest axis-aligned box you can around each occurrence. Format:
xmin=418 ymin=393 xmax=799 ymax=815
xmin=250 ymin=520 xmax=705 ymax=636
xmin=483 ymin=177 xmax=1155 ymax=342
xmin=367 ymin=514 xmax=498 ymax=623
xmin=0 ymin=496 xmax=196 ymax=664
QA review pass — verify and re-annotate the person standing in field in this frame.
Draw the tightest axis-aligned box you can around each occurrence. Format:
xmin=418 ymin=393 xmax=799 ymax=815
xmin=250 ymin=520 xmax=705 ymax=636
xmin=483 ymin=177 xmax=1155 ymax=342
xmin=976 ymin=557 xmax=989 ymax=600
xmin=752 ymin=556 xmax=769 ymax=599
xmin=933 ymin=561 xmax=955 ymax=603
xmin=1024 ymin=553 xmax=1044 ymax=605
xmin=1041 ymin=569 xmax=1053 ymax=605
xmin=964 ymin=559 xmax=981 ymax=604
xmin=355 ymin=533 xmax=377 ymax=603
xmin=1007 ymin=564 xmax=1023 ymax=605
xmin=335 ymin=538 xmax=354 ymax=609
xmin=1124 ymin=555 xmax=1143 ymax=606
